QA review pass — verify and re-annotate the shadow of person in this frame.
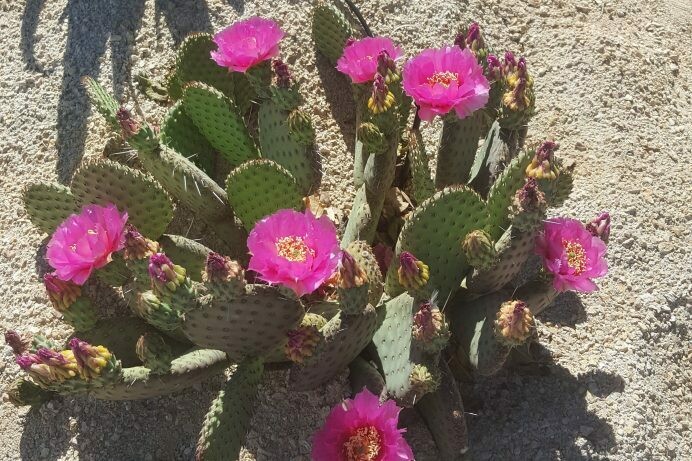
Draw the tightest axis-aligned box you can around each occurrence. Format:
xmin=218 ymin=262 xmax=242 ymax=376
xmin=19 ymin=401 xmax=72 ymax=461
xmin=465 ymin=342 xmax=621 ymax=460
xmin=540 ymin=291 xmax=589 ymax=328
xmin=154 ymin=0 xmax=213 ymax=46
xmin=20 ymin=0 xmax=48 ymax=73
xmin=54 ymin=0 xmax=146 ymax=183
xmin=224 ymin=0 xmax=245 ymax=14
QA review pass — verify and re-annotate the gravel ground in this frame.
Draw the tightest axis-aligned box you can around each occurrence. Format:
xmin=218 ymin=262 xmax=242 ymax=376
xmin=1 ymin=0 xmax=691 ymax=460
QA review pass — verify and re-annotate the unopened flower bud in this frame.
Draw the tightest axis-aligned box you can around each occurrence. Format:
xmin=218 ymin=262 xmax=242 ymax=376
xmin=287 ymin=109 xmax=315 ymax=145
xmin=272 ymin=59 xmax=292 ymax=88
xmin=285 ymin=325 xmax=320 ymax=364
xmin=412 ymin=300 xmax=450 ymax=353
xmin=586 ymin=212 xmax=611 ymax=244
xmin=486 ymin=54 xmax=503 ymax=82
xmin=397 ymin=252 xmax=429 ymax=291
xmin=116 ymin=107 xmax=140 ymax=139
xmin=376 ymin=50 xmax=399 ymax=84
xmin=68 ymin=338 xmax=112 ymax=380
xmin=461 ymin=230 xmax=497 ymax=270
xmin=409 ymin=364 xmax=439 ymax=395
xmin=339 ymin=252 xmax=368 ymax=289
xmin=136 ymin=333 xmax=172 ymax=374
xmin=123 ymin=225 xmax=159 ymax=260
xmin=494 ymin=300 xmax=535 ymax=346
xmin=367 ymin=73 xmax=395 ymax=114
xmin=43 ymin=273 xmax=81 ymax=312
xmin=526 ymin=141 xmax=560 ymax=180
xmin=148 ymin=253 xmax=186 ymax=295
xmin=357 ymin=122 xmax=386 ymax=153
xmin=5 ymin=330 xmax=30 ymax=355
xmin=510 ymin=178 xmax=548 ymax=231
xmin=203 ymin=252 xmax=244 ymax=283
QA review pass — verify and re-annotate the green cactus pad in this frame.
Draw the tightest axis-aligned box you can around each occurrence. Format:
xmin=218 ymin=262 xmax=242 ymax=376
xmin=312 ymin=2 xmax=354 ymax=65
xmin=82 ymin=76 xmax=120 ymax=131
xmin=174 ymin=33 xmax=235 ymax=99
xmin=89 ymin=349 xmax=228 ymax=400
xmin=182 ymin=83 xmax=257 ymax=168
xmin=486 ymin=150 xmax=532 ymax=240
xmin=468 ymin=120 xmax=504 ymax=196
xmin=434 ymin=112 xmax=484 ymax=189
xmin=95 ymin=253 xmax=131 ymax=286
xmin=226 ymin=159 xmax=303 ymax=231
xmin=345 ymin=240 xmax=383 ymax=307
xmin=349 ymin=357 xmax=385 ymax=397
xmin=182 ymin=284 xmax=304 ymax=361
xmin=61 ymin=297 xmax=97 ymax=332
xmin=448 ymin=290 xmax=512 ymax=376
xmin=22 ymin=183 xmax=80 ymax=234
xmin=196 ymin=357 xmax=264 ymax=461
xmin=160 ymin=102 xmax=216 ymax=175
xmin=289 ymin=306 xmax=380 ymax=390
xmin=370 ymin=293 xmax=422 ymax=403
xmin=385 ymin=186 xmax=489 ymax=300
xmin=70 ymin=159 xmax=173 ymax=239
xmin=259 ymin=100 xmax=316 ymax=194
xmin=3 ymin=379 xmax=56 ymax=407
xmin=405 ymin=129 xmax=435 ymax=204
xmin=158 ymin=234 xmax=213 ymax=283
xmin=137 ymin=146 xmax=247 ymax=259
xmin=463 ymin=226 xmax=536 ymax=295
xmin=416 ymin=360 xmax=469 ymax=459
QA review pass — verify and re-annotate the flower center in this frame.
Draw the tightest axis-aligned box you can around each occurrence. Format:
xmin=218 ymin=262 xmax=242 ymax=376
xmin=427 ymin=71 xmax=460 ymax=87
xmin=343 ymin=426 xmax=381 ymax=461
xmin=562 ymin=239 xmax=587 ymax=275
xmin=275 ymin=236 xmax=312 ymax=262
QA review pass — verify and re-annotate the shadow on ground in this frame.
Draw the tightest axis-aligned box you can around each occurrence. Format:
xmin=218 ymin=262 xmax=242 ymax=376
xmin=20 ymin=0 xmax=218 ymax=183
xmin=19 ymin=383 xmax=221 ymax=460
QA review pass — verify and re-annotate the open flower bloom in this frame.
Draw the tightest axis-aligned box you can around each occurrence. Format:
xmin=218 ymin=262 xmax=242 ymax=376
xmin=247 ymin=209 xmax=341 ymax=297
xmin=336 ymin=37 xmax=404 ymax=83
xmin=535 ymin=217 xmax=608 ymax=292
xmin=46 ymin=204 xmax=128 ymax=285
xmin=402 ymin=46 xmax=489 ymax=122
xmin=312 ymin=388 xmax=414 ymax=461
xmin=211 ymin=17 xmax=284 ymax=73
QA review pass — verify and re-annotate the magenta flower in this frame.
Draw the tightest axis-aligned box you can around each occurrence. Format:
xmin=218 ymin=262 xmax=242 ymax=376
xmin=211 ymin=17 xmax=284 ymax=73
xmin=247 ymin=209 xmax=341 ymax=297
xmin=46 ymin=204 xmax=128 ymax=285
xmin=336 ymin=37 xmax=404 ymax=83
xmin=402 ymin=46 xmax=490 ymax=122
xmin=535 ymin=218 xmax=608 ymax=293
xmin=312 ymin=388 xmax=414 ymax=461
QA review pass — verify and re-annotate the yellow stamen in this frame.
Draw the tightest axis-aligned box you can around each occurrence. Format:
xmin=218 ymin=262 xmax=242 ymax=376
xmin=562 ymin=239 xmax=587 ymax=275
xmin=275 ymin=236 xmax=313 ymax=262
xmin=343 ymin=426 xmax=381 ymax=461
xmin=427 ymin=71 xmax=460 ymax=87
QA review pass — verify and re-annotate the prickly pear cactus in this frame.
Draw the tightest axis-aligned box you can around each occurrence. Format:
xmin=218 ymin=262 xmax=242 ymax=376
xmin=6 ymin=6 xmax=609 ymax=459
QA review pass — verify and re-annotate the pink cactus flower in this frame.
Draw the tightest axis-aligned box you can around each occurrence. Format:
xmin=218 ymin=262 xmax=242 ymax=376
xmin=46 ymin=204 xmax=128 ymax=285
xmin=247 ymin=209 xmax=341 ymax=297
xmin=312 ymin=388 xmax=414 ymax=461
xmin=535 ymin=217 xmax=608 ymax=293
xmin=336 ymin=37 xmax=404 ymax=83
xmin=402 ymin=46 xmax=490 ymax=122
xmin=211 ymin=17 xmax=284 ymax=73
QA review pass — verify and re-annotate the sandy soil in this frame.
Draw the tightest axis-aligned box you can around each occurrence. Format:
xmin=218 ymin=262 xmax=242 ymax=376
xmin=1 ymin=0 xmax=690 ymax=460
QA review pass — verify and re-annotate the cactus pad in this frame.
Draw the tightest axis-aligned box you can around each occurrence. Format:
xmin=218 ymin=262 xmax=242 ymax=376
xmin=196 ymin=357 xmax=264 ymax=461
xmin=89 ymin=348 xmax=228 ymax=400
xmin=22 ymin=183 xmax=80 ymax=234
xmin=158 ymin=234 xmax=213 ymax=283
xmin=434 ymin=112 xmax=484 ymax=189
xmin=182 ymin=83 xmax=257 ymax=168
xmin=160 ymin=102 xmax=216 ymax=175
xmin=70 ymin=159 xmax=173 ymax=239
xmin=312 ymin=2 xmax=354 ymax=65
xmin=345 ymin=240 xmax=383 ymax=307
xmin=82 ymin=77 xmax=120 ymax=131
xmin=416 ymin=360 xmax=469 ymax=459
xmin=258 ymin=100 xmax=316 ymax=194
xmin=182 ymin=284 xmax=304 ymax=361
xmin=289 ymin=306 xmax=380 ymax=390
xmin=349 ymin=357 xmax=385 ymax=397
xmin=385 ymin=186 xmax=489 ymax=300
xmin=226 ymin=159 xmax=303 ymax=230
xmin=174 ymin=33 xmax=235 ymax=99
xmin=486 ymin=150 xmax=532 ymax=239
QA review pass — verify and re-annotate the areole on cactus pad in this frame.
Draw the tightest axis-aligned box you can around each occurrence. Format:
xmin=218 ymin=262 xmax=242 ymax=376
xmin=8 ymin=3 xmax=610 ymax=460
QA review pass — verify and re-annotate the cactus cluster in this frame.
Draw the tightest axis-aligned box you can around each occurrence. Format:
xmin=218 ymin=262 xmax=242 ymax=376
xmin=6 ymin=4 xmax=610 ymax=460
